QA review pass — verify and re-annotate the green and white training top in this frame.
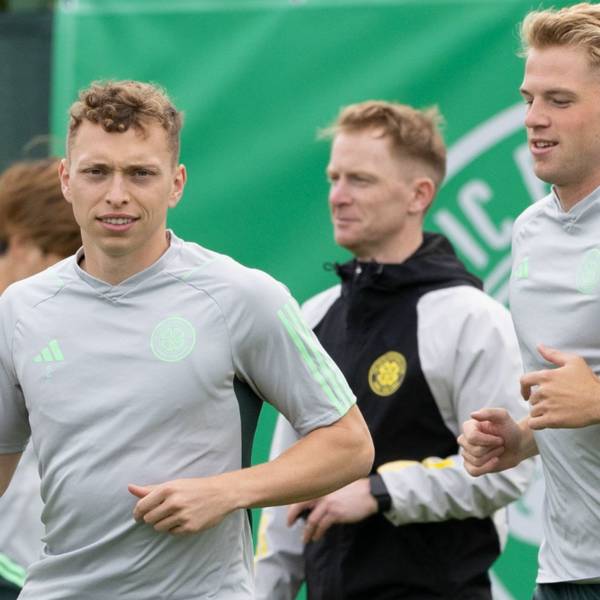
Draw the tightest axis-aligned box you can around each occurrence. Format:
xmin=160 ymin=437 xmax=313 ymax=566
xmin=510 ymin=186 xmax=600 ymax=584
xmin=0 ymin=232 xmax=355 ymax=600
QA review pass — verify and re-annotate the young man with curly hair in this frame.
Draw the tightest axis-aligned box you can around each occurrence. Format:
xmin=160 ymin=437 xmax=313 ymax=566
xmin=0 ymin=80 xmax=373 ymax=599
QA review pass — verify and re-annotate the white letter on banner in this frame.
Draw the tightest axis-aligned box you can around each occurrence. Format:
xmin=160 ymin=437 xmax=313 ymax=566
xmin=458 ymin=180 xmax=513 ymax=250
xmin=433 ymin=210 xmax=488 ymax=270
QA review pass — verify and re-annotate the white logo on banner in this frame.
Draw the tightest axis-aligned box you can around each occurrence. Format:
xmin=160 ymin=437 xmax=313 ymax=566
xmin=433 ymin=103 xmax=550 ymax=304
xmin=434 ymin=105 xmax=547 ymax=554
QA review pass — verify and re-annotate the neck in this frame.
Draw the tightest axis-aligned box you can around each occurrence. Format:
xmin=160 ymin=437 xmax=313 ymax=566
xmin=555 ymin=176 xmax=600 ymax=212
xmin=355 ymin=228 xmax=423 ymax=264
xmin=80 ymin=231 xmax=170 ymax=285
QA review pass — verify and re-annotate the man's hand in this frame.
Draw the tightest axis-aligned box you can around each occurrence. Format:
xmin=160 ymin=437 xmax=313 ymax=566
xmin=521 ymin=344 xmax=600 ymax=430
xmin=458 ymin=408 xmax=535 ymax=476
xmin=127 ymin=406 xmax=374 ymax=538
xmin=128 ymin=477 xmax=234 ymax=536
xmin=287 ymin=478 xmax=377 ymax=544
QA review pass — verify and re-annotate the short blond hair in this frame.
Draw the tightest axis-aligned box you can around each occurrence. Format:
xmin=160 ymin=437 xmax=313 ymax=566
xmin=68 ymin=80 xmax=183 ymax=162
xmin=321 ymin=100 xmax=446 ymax=189
xmin=521 ymin=3 xmax=600 ymax=67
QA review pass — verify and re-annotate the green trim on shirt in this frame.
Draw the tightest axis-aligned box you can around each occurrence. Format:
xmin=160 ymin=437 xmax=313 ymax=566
xmin=0 ymin=554 xmax=25 ymax=588
xmin=278 ymin=302 xmax=353 ymax=415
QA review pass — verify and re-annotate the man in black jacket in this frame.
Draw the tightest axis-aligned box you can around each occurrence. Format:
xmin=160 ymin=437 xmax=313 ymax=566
xmin=254 ymin=100 xmax=533 ymax=600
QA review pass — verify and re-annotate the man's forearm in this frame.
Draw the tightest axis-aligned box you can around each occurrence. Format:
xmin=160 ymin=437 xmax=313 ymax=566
xmin=130 ymin=406 xmax=373 ymax=535
xmin=223 ymin=405 xmax=373 ymax=512
xmin=380 ymin=451 xmax=535 ymax=526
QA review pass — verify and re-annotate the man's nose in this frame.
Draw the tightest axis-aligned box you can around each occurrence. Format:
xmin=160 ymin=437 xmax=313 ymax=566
xmin=524 ymin=99 xmax=550 ymax=129
xmin=329 ymin=181 xmax=351 ymax=206
xmin=105 ymin=174 xmax=129 ymax=206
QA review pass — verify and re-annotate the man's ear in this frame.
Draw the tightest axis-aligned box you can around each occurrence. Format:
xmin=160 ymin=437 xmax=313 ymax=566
xmin=58 ymin=159 xmax=72 ymax=204
xmin=408 ymin=177 xmax=435 ymax=216
xmin=168 ymin=164 xmax=187 ymax=209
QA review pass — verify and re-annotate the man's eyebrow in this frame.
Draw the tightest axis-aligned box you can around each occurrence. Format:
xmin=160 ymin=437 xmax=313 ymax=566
xmin=125 ymin=163 xmax=161 ymax=170
xmin=78 ymin=161 xmax=111 ymax=169
xmin=519 ymin=86 xmax=576 ymax=96
xmin=78 ymin=161 xmax=161 ymax=170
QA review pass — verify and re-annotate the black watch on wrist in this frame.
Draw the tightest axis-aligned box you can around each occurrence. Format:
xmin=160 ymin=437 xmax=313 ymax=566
xmin=369 ymin=474 xmax=392 ymax=513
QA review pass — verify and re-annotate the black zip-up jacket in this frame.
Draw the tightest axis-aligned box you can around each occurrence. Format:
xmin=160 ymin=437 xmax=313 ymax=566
xmin=304 ymin=233 xmax=498 ymax=600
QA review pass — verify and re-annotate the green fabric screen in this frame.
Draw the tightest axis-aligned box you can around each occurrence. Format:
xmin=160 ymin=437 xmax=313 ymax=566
xmin=51 ymin=2 xmax=572 ymax=597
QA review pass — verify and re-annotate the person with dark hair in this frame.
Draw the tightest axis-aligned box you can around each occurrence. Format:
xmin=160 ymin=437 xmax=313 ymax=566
xmin=254 ymin=100 xmax=533 ymax=600
xmin=0 ymin=158 xmax=81 ymax=290
xmin=0 ymin=80 xmax=373 ymax=599
xmin=460 ymin=4 xmax=600 ymax=598
xmin=0 ymin=158 xmax=81 ymax=599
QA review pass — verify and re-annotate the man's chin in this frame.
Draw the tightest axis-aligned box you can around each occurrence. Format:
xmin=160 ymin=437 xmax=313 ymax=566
xmin=531 ymin=165 xmax=556 ymax=187
xmin=97 ymin=238 xmax=138 ymax=258
xmin=333 ymin=233 xmax=357 ymax=252
xmin=534 ymin=171 xmax=558 ymax=185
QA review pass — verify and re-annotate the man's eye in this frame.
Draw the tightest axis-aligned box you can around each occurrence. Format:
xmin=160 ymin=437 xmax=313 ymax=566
xmin=84 ymin=168 xmax=105 ymax=176
xmin=133 ymin=169 xmax=153 ymax=178
xmin=552 ymin=99 xmax=571 ymax=107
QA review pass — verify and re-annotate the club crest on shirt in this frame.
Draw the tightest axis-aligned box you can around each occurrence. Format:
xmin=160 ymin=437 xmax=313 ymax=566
xmin=368 ymin=351 xmax=406 ymax=397
xmin=151 ymin=316 xmax=196 ymax=362
xmin=576 ymin=248 xmax=600 ymax=295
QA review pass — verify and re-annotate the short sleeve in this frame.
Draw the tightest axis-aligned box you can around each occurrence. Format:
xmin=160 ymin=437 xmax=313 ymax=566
xmin=0 ymin=294 xmax=30 ymax=453
xmin=224 ymin=269 xmax=355 ymax=436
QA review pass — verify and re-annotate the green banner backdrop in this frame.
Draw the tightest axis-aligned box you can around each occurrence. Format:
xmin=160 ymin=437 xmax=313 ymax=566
xmin=0 ymin=10 xmax=51 ymax=171
xmin=51 ymin=1 xmax=573 ymax=597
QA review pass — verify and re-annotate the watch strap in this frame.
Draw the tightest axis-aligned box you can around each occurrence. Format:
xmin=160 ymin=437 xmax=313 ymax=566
xmin=369 ymin=474 xmax=392 ymax=513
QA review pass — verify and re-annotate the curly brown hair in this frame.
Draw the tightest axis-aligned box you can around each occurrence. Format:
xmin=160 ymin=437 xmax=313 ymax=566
xmin=521 ymin=3 xmax=600 ymax=67
xmin=320 ymin=100 xmax=446 ymax=190
xmin=67 ymin=80 xmax=183 ymax=162
xmin=0 ymin=158 xmax=81 ymax=257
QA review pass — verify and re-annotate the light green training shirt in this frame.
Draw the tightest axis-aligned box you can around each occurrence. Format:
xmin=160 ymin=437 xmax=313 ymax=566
xmin=0 ymin=232 xmax=354 ymax=599
xmin=510 ymin=187 xmax=600 ymax=583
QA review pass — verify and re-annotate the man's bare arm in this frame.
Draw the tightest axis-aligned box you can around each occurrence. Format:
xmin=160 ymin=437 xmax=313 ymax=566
xmin=0 ymin=452 xmax=22 ymax=496
xmin=129 ymin=405 xmax=374 ymax=535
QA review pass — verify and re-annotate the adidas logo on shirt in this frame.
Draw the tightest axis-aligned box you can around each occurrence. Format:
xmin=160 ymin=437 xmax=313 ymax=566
xmin=34 ymin=340 xmax=64 ymax=363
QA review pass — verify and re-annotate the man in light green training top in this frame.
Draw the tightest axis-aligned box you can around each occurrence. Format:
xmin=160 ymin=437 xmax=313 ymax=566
xmin=0 ymin=79 xmax=373 ymax=599
xmin=460 ymin=4 xmax=600 ymax=599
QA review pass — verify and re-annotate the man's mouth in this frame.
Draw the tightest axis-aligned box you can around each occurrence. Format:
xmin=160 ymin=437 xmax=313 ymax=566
xmin=99 ymin=216 xmax=137 ymax=225
xmin=531 ymin=139 xmax=558 ymax=150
